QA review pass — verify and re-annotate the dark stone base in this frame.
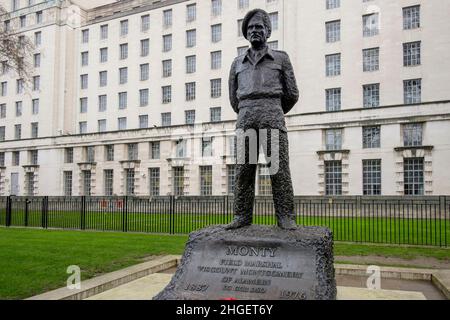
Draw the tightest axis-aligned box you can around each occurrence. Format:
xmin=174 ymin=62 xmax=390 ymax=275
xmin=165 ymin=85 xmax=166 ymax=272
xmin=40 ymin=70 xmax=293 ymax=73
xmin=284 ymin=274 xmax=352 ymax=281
xmin=154 ymin=225 xmax=336 ymax=300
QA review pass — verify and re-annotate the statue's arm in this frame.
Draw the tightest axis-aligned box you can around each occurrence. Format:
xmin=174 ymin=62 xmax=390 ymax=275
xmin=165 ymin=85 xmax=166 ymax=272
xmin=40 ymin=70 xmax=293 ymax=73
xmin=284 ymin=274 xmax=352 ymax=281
xmin=281 ymin=52 xmax=299 ymax=114
xmin=228 ymin=59 xmax=239 ymax=114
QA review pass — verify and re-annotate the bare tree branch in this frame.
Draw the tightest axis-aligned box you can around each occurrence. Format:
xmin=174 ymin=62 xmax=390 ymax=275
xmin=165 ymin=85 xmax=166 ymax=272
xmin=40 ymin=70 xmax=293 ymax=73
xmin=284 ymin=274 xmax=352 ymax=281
xmin=0 ymin=4 xmax=35 ymax=83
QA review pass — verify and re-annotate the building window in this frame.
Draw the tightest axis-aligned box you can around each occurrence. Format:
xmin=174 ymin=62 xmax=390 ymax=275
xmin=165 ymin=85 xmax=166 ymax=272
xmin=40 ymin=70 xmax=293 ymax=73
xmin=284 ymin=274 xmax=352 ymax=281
xmin=149 ymin=168 xmax=160 ymax=196
xmin=65 ymin=148 xmax=73 ymax=163
xmin=79 ymin=121 xmax=87 ymax=134
xmin=80 ymin=97 xmax=88 ymax=113
xmin=404 ymin=79 xmax=421 ymax=104
xmin=33 ymin=76 xmax=40 ymax=91
xmin=269 ymin=12 xmax=279 ymax=31
xmin=326 ymin=54 xmax=341 ymax=76
xmin=161 ymin=112 xmax=171 ymax=126
xmin=141 ymin=39 xmax=150 ymax=57
xmin=325 ymin=161 xmax=342 ymax=195
xmin=403 ymin=123 xmax=423 ymax=147
xmin=362 ymin=126 xmax=381 ymax=149
xmin=12 ymin=151 xmax=20 ymax=166
xmin=1 ymin=81 xmax=6 ymax=96
xmin=139 ymin=115 xmax=148 ymax=128
xmin=105 ymin=145 xmax=114 ymax=161
xmin=326 ymin=0 xmax=340 ymax=10
xmin=140 ymin=89 xmax=149 ymax=107
xmin=200 ymin=166 xmax=213 ymax=196
xmin=100 ymin=47 xmax=108 ymax=63
xmin=35 ymin=31 xmax=42 ymax=46
xmin=81 ymin=52 xmax=89 ymax=66
xmin=211 ymin=0 xmax=222 ymax=16
xmin=34 ymin=53 xmax=41 ymax=68
xmin=363 ymin=159 xmax=381 ymax=195
xmin=363 ymin=47 xmax=379 ymax=72
xmin=403 ymin=5 xmax=420 ymax=30
xmin=258 ymin=164 xmax=272 ymax=196
xmin=363 ymin=13 xmax=379 ymax=37
xmin=29 ymin=150 xmax=38 ymax=165
xmin=325 ymin=129 xmax=342 ymax=151
xmin=0 ymin=104 xmax=5 ymax=118
xmin=64 ymin=171 xmax=73 ymax=196
xmin=211 ymin=79 xmax=221 ymax=98
xmin=100 ymin=24 xmax=108 ymax=40
xmin=128 ymin=143 xmax=138 ymax=161
xmin=104 ymin=170 xmax=114 ymax=196
xmin=326 ymin=20 xmax=340 ymax=43
xmin=120 ymin=20 xmax=128 ymax=36
xmin=15 ymin=101 xmax=22 ymax=117
xmin=186 ymin=82 xmax=196 ymax=101
xmin=0 ymin=126 xmax=5 ymax=141
xmin=25 ymin=172 xmax=34 ymax=197
xmin=185 ymin=110 xmax=196 ymax=125
xmin=186 ymin=29 xmax=196 ymax=47
xmin=210 ymin=107 xmax=221 ymax=122
xmin=0 ymin=152 xmax=4 ymax=166
xmin=162 ymin=86 xmax=172 ymax=103
xmin=186 ymin=55 xmax=196 ymax=74
xmin=325 ymin=88 xmax=341 ymax=111
xmin=141 ymin=15 xmax=150 ymax=32
xmin=211 ymin=51 xmax=222 ymax=69
xmin=118 ymin=117 xmax=127 ymax=130
xmin=173 ymin=167 xmax=184 ymax=196
xmin=162 ymin=59 xmax=172 ymax=77
xmin=404 ymin=158 xmax=424 ymax=195
xmin=31 ymin=122 xmax=39 ymax=138
xmin=238 ymin=46 xmax=248 ymax=56
xmin=36 ymin=11 xmax=43 ymax=24
xmin=227 ymin=165 xmax=236 ymax=195
xmin=211 ymin=24 xmax=222 ymax=43
xmin=175 ymin=140 xmax=187 ymax=158
xmin=163 ymin=9 xmax=172 ymax=28
xmin=403 ymin=41 xmax=421 ymax=66
xmin=14 ymin=124 xmax=21 ymax=139
xmin=238 ymin=0 xmax=249 ymax=10
xmin=140 ymin=63 xmax=149 ymax=81
xmin=86 ymin=146 xmax=95 ymax=163
xmin=120 ymin=43 xmax=128 ymax=60
xmin=98 ymin=119 xmax=106 ymax=132
xmin=163 ymin=34 xmax=172 ymax=52
xmin=20 ymin=15 xmax=26 ymax=28
xmin=187 ymin=4 xmax=196 ymax=22
xmin=202 ymin=137 xmax=213 ymax=157
xmin=82 ymin=170 xmax=91 ymax=196
xmin=80 ymin=74 xmax=88 ymax=90
xmin=82 ymin=29 xmax=89 ymax=43
xmin=119 ymin=92 xmax=127 ymax=109
xmin=17 ymin=79 xmax=24 ymax=94
xmin=150 ymin=142 xmax=160 ymax=159
xmin=363 ymin=83 xmax=380 ymax=108
xmin=97 ymin=95 xmax=107 ymax=112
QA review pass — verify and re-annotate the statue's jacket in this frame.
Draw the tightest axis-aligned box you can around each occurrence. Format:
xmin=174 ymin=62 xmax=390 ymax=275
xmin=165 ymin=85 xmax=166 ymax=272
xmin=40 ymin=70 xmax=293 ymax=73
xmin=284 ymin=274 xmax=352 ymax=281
xmin=228 ymin=47 xmax=299 ymax=133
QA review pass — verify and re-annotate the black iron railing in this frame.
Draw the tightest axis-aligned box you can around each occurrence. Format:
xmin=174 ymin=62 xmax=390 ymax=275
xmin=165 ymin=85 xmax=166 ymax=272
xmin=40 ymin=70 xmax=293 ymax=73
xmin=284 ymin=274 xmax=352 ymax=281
xmin=0 ymin=196 xmax=448 ymax=247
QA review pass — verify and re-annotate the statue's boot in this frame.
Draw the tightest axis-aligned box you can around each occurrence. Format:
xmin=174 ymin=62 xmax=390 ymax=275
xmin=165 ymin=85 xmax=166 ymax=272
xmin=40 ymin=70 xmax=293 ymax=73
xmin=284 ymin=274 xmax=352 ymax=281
xmin=277 ymin=214 xmax=297 ymax=230
xmin=225 ymin=216 xmax=252 ymax=230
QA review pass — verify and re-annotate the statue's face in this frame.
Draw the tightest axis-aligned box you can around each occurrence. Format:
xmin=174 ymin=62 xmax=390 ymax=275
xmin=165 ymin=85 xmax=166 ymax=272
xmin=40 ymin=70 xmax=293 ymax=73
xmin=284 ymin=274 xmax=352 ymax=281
xmin=247 ymin=14 xmax=269 ymax=46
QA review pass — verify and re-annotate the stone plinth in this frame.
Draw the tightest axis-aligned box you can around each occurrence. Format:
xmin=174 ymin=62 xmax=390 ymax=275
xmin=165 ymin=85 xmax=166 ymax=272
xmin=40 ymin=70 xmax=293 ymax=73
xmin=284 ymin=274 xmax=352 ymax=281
xmin=154 ymin=225 xmax=337 ymax=300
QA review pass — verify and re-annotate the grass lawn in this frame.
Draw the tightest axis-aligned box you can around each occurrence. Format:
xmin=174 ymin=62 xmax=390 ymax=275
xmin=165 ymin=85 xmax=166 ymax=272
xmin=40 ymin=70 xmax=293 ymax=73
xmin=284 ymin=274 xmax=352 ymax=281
xmin=2 ymin=209 xmax=449 ymax=246
xmin=0 ymin=227 xmax=449 ymax=300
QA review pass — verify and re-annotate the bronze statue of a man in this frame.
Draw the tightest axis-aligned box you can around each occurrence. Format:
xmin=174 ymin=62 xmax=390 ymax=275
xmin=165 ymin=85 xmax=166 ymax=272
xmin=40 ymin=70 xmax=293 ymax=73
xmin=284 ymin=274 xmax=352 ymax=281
xmin=227 ymin=9 xmax=299 ymax=230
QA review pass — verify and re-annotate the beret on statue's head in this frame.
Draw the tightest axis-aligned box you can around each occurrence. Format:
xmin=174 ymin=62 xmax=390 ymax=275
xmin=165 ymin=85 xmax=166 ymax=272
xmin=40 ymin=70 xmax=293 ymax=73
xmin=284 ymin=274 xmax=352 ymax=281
xmin=242 ymin=9 xmax=272 ymax=40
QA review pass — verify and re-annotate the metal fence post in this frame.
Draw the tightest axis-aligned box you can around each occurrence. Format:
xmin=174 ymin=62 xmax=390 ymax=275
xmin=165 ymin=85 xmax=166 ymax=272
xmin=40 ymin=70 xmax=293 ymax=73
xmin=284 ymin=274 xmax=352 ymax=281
xmin=43 ymin=196 xmax=49 ymax=229
xmin=122 ymin=196 xmax=128 ymax=232
xmin=80 ymin=196 xmax=86 ymax=230
xmin=170 ymin=195 xmax=175 ymax=235
xmin=6 ymin=196 xmax=12 ymax=227
xmin=25 ymin=198 xmax=29 ymax=227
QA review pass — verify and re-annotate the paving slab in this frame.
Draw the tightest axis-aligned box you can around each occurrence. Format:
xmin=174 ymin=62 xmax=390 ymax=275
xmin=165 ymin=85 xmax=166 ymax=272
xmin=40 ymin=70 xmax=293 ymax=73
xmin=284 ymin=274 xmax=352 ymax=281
xmin=86 ymin=273 xmax=426 ymax=300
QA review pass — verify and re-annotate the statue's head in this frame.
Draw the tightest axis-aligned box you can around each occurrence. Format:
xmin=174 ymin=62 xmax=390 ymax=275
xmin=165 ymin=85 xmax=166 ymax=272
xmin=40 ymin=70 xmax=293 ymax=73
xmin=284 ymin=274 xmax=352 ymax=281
xmin=242 ymin=9 xmax=272 ymax=47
